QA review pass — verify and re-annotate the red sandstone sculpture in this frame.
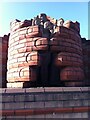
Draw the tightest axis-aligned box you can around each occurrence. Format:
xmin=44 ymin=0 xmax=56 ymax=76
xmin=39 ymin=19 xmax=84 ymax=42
xmin=1 ymin=13 xmax=85 ymax=88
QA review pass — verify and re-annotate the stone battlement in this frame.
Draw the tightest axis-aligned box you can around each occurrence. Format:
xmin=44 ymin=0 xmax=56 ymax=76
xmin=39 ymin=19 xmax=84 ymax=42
xmin=0 ymin=13 xmax=90 ymax=88
xmin=7 ymin=13 xmax=84 ymax=88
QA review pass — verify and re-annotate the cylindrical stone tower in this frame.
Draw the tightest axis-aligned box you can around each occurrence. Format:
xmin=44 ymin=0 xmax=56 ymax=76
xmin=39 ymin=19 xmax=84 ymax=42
xmin=50 ymin=21 xmax=85 ymax=86
xmin=7 ymin=14 xmax=85 ymax=87
xmin=7 ymin=18 xmax=49 ymax=87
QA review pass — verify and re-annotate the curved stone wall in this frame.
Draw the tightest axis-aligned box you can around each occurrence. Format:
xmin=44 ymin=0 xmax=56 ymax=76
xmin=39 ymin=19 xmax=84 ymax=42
xmin=82 ymin=38 xmax=90 ymax=86
xmin=7 ymin=13 xmax=85 ymax=87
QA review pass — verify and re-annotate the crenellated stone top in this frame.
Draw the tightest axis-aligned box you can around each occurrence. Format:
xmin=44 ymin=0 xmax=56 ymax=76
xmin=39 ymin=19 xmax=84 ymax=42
xmin=10 ymin=13 xmax=80 ymax=34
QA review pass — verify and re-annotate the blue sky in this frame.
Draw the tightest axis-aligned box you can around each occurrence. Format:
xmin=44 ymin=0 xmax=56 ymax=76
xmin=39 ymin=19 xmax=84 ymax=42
xmin=0 ymin=2 xmax=88 ymax=39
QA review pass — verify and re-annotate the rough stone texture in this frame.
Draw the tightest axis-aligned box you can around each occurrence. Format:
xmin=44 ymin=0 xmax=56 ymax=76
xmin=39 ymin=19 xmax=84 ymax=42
xmin=0 ymin=35 xmax=9 ymax=88
xmin=0 ymin=13 xmax=90 ymax=88
xmin=82 ymin=38 xmax=90 ymax=86
xmin=7 ymin=13 xmax=85 ymax=87
xmin=1 ymin=87 xmax=90 ymax=119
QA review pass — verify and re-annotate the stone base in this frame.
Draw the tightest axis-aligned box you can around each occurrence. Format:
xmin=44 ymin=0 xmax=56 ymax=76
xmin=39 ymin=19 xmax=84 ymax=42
xmin=1 ymin=87 xmax=90 ymax=119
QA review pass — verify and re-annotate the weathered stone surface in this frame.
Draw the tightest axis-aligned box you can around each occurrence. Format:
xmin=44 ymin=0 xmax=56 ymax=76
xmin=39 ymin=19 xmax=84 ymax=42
xmin=6 ymin=13 xmax=85 ymax=88
xmin=1 ymin=87 xmax=90 ymax=119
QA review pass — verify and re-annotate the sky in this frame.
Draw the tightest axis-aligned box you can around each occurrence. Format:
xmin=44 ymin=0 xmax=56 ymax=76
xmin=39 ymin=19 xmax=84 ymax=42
xmin=0 ymin=2 xmax=88 ymax=39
